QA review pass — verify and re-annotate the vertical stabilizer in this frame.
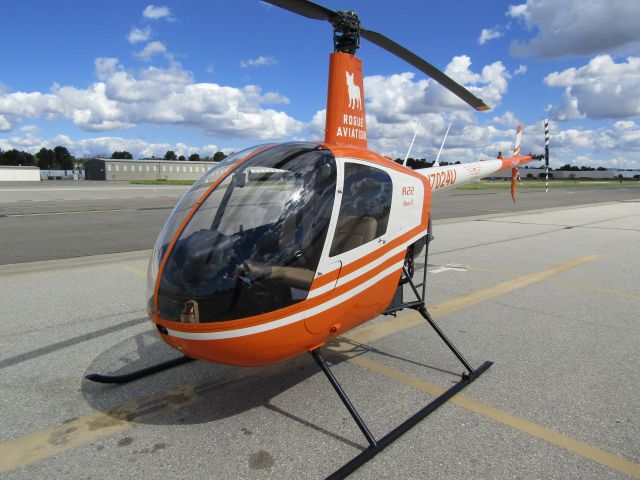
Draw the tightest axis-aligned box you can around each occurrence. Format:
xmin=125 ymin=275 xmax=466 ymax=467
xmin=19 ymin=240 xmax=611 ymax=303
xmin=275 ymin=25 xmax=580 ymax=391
xmin=513 ymin=124 xmax=523 ymax=156
xmin=511 ymin=124 xmax=524 ymax=203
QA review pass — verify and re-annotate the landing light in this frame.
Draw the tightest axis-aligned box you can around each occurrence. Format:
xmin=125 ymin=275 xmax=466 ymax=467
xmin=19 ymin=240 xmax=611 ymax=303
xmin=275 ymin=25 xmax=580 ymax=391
xmin=180 ymin=300 xmax=200 ymax=323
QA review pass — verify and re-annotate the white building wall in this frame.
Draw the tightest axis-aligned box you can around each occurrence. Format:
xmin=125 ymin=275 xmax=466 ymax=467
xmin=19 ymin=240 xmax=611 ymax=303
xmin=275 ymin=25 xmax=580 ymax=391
xmin=100 ymin=159 xmax=215 ymax=181
xmin=0 ymin=166 xmax=41 ymax=181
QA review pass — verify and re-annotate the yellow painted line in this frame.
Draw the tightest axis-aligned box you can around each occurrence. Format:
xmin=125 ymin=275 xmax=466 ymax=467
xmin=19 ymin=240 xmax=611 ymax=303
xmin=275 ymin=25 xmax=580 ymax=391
xmin=548 ymin=279 xmax=640 ymax=302
xmin=0 ymin=254 xmax=602 ymax=474
xmin=460 ymin=264 xmax=640 ymax=302
xmin=118 ymin=265 xmax=147 ymax=278
xmin=346 ymin=355 xmax=640 ymax=480
xmin=0 ymin=412 xmax=129 ymax=474
xmin=0 ymin=375 xmax=248 ymax=474
xmin=345 ymin=254 xmax=601 ymax=346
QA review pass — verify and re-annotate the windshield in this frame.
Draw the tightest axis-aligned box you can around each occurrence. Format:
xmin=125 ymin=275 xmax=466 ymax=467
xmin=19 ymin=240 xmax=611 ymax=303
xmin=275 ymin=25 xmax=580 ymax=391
xmin=146 ymin=144 xmax=270 ymax=313
xmin=152 ymin=143 xmax=336 ymax=323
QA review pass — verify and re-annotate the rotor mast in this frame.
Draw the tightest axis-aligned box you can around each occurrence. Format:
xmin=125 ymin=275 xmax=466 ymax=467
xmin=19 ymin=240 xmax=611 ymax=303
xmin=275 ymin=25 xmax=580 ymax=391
xmin=332 ymin=10 xmax=361 ymax=54
xmin=324 ymin=10 xmax=368 ymax=148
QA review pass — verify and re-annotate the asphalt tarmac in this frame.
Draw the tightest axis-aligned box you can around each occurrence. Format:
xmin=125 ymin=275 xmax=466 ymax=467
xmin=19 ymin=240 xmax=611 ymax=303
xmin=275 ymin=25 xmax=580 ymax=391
xmin=0 ymin=181 xmax=639 ymax=264
xmin=0 ymin=188 xmax=638 ymax=479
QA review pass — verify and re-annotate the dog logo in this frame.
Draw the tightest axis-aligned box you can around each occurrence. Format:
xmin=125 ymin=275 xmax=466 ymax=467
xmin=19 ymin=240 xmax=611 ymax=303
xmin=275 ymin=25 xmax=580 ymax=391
xmin=345 ymin=71 xmax=362 ymax=110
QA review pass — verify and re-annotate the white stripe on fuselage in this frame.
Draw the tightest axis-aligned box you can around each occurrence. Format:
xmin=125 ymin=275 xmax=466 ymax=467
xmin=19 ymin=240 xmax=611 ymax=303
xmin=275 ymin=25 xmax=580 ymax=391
xmin=165 ymin=258 xmax=408 ymax=341
xmin=308 ymin=229 xmax=428 ymax=299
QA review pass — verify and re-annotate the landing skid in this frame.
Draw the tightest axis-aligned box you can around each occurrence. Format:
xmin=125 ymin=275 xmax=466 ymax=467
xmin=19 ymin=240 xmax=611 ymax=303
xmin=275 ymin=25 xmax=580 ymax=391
xmin=310 ymin=228 xmax=493 ymax=479
xmin=312 ymin=347 xmax=491 ymax=479
xmin=85 ymin=355 xmax=195 ymax=384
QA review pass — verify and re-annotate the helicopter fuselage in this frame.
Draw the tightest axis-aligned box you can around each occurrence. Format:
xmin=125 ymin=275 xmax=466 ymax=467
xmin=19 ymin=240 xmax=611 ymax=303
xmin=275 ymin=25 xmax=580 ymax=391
xmin=149 ymin=142 xmax=431 ymax=366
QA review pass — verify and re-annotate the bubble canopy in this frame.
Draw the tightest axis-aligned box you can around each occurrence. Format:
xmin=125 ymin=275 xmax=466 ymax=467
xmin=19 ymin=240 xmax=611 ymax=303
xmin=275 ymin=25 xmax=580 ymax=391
xmin=147 ymin=143 xmax=337 ymax=324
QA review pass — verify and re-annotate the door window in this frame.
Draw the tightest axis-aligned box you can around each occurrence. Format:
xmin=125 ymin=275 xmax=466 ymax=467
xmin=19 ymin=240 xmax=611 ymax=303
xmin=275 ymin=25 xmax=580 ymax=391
xmin=330 ymin=163 xmax=392 ymax=256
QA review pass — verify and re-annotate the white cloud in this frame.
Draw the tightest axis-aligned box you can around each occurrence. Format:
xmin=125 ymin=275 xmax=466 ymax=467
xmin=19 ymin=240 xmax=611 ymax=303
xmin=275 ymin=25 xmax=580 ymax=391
xmin=514 ymin=65 xmax=527 ymax=75
xmin=240 ymin=56 xmax=277 ymax=68
xmin=490 ymin=111 xmax=519 ymax=126
xmin=0 ymin=91 xmax=64 ymax=120
xmin=95 ymin=57 xmax=120 ymax=80
xmin=363 ymin=56 xmax=510 ymax=122
xmin=508 ymin=0 xmax=640 ymax=58
xmin=0 ymin=59 xmax=303 ymax=140
xmin=508 ymin=4 xmax=528 ymax=19
xmin=128 ymin=26 xmax=152 ymax=44
xmin=20 ymin=124 xmax=40 ymax=134
xmin=0 ymin=114 xmax=11 ymax=131
xmin=0 ymin=132 xmax=220 ymax=159
xmin=442 ymin=56 xmax=510 ymax=109
xmin=135 ymin=41 xmax=168 ymax=61
xmin=478 ymin=28 xmax=503 ymax=45
xmin=545 ymin=55 xmax=640 ymax=120
xmin=143 ymin=5 xmax=172 ymax=20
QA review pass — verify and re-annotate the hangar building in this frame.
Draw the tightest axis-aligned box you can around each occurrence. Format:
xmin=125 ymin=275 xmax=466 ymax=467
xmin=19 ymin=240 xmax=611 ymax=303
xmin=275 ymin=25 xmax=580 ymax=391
xmin=84 ymin=158 xmax=218 ymax=181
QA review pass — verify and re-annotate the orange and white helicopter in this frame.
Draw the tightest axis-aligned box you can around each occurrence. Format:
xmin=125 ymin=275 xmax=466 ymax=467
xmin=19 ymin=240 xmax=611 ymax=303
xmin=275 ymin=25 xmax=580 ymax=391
xmin=88 ymin=0 xmax=549 ymax=474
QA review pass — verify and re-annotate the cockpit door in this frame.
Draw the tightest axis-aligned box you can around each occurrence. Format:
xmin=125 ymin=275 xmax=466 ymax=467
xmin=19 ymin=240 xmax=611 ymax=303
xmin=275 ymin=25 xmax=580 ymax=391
xmin=304 ymin=259 xmax=341 ymax=334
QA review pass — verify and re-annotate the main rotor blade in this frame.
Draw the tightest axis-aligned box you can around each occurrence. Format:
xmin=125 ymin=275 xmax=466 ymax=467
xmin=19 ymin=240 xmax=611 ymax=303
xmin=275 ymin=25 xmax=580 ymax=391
xmin=361 ymin=28 xmax=491 ymax=111
xmin=262 ymin=0 xmax=337 ymax=22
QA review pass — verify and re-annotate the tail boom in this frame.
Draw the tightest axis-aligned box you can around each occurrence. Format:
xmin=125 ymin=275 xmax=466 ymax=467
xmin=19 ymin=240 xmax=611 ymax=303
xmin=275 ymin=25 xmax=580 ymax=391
xmin=415 ymin=154 xmax=534 ymax=193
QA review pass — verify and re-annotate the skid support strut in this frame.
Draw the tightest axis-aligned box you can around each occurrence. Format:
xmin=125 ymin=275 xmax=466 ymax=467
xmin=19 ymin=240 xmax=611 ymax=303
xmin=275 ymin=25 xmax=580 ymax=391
xmin=85 ymin=355 xmax=195 ymax=384
xmin=311 ymin=347 xmax=491 ymax=479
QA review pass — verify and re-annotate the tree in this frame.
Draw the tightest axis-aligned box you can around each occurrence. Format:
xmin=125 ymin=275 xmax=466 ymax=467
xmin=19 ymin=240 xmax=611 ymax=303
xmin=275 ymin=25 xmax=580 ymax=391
xmin=213 ymin=151 xmax=227 ymax=162
xmin=178 ymin=155 xmax=186 ymax=161
xmin=54 ymin=146 xmax=75 ymax=169
xmin=188 ymin=153 xmax=200 ymax=162
xmin=111 ymin=150 xmax=133 ymax=159
xmin=164 ymin=150 xmax=177 ymax=160
xmin=597 ymin=166 xmax=607 ymax=171
xmin=393 ymin=157 xmax=432 ymax=169
xmin=0 ymin=149 xmax=36 ymax=166
xmin=36 ymin=148 xmax=55 ymax=169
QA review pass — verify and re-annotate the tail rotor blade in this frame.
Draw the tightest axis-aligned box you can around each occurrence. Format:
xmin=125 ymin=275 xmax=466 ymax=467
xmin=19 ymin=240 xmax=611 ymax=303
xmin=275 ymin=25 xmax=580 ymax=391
xmin=511 ymin=167 xmax=520 ymax=203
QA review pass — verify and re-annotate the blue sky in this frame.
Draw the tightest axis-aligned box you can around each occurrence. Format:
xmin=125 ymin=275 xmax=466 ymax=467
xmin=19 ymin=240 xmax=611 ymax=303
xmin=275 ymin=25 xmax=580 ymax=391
xmin=1 ymin=0 xmax=639 ymax=168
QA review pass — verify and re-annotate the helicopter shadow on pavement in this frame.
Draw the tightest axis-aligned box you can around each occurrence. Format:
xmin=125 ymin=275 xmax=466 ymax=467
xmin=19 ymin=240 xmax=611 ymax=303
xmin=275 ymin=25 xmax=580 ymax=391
xmin=81 ymin=325 xmax=460 ymax=450
xmin=81 ymin=328 xmax=371 ymax=449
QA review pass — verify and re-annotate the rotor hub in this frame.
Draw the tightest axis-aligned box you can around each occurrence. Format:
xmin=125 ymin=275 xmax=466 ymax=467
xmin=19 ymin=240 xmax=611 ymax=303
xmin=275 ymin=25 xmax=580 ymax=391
xmin=332 ymin=10 xmax=360 ymax=54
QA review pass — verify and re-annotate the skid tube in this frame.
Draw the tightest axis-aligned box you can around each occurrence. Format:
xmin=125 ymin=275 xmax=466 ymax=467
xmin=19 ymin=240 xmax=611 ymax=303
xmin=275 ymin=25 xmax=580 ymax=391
xmin=85 ymin=355 xmax=195 ymax=384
